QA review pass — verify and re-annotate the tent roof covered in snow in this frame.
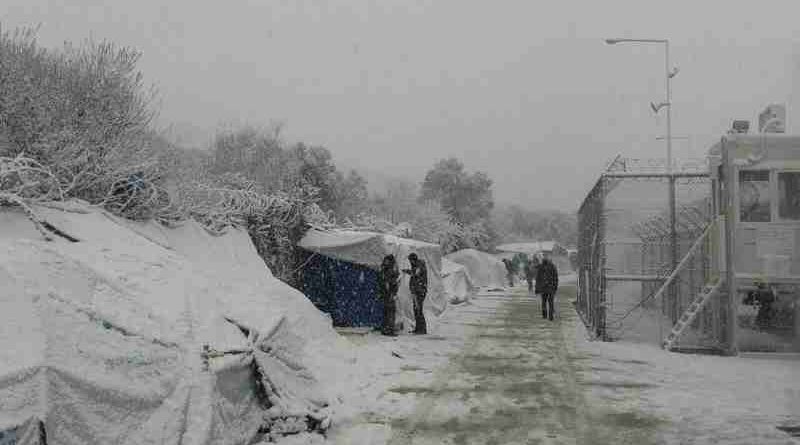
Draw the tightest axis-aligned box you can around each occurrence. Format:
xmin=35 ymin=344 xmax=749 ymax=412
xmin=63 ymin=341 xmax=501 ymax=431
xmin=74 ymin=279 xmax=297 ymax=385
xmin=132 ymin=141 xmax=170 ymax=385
xmin=298 ymin=228 xmax=440 ymax=269
xmin=0 ymin=202 xmax=349 ymax=444
xmin=496 ymin=241 xmax=567 ymax=256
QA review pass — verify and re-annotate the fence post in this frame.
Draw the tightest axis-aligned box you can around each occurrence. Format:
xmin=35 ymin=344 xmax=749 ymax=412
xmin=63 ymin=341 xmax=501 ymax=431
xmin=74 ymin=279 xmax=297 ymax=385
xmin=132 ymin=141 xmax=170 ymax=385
xmin=722 ymin=137 xmax=738 ymax=356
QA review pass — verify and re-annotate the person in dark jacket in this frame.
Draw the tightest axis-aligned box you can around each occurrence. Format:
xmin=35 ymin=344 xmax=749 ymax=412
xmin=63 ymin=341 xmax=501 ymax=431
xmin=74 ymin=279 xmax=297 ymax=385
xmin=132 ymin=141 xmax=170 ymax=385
xmin=502 ymin=258 xmax=516 ymax=287
xmin=535 ymin=255 xmax=559 ymax=321
xmin=403 ymin=253 xmax=428 ymax=334
xmin=378 ymin=254 xmax=400 ymax=336
xmin=525 ymin=255 xmax=539 ymax=293
xmin=743 ymin=281 xmax=776 ymax=330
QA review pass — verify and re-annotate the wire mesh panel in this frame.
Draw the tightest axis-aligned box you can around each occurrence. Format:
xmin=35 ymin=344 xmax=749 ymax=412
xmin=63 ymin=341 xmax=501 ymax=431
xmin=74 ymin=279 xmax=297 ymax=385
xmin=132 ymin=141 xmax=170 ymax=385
xmin=577 ymin=156 xmax=723 ymax=349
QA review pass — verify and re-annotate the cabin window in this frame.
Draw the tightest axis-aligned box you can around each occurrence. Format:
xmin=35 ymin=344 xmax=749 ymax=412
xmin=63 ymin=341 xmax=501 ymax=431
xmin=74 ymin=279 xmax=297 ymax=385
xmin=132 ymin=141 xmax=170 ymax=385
xmin=778 ymin=172 xmax=800 ymax=220
xmin=739 ymin=170 xmax=771 ymax=222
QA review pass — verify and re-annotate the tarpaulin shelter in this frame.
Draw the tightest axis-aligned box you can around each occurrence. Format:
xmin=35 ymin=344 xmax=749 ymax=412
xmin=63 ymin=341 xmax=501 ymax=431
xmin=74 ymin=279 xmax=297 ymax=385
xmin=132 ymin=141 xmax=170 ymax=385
xmin=441 ymin=258 xmax=475 ymax=303
xmin=297 ymin=229 xmax=445 ymax=331
xmin=496 ymin=241 xmax=568 ymax=256
xmin=0 ymin=202 xmax=344 ymax=445
xmin=445 ymin=249 xmax=507 ymax=290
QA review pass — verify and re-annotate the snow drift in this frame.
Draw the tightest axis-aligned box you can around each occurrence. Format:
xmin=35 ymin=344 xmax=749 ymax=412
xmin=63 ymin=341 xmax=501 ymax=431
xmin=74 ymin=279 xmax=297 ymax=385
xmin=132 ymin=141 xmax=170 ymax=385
xmin=0 ymin=201 xmax=352 ymax=444
xmin=441 ymin=258 xmax=475 ymax=303
xmin=445 ymin=249 xmax=507 ymax=290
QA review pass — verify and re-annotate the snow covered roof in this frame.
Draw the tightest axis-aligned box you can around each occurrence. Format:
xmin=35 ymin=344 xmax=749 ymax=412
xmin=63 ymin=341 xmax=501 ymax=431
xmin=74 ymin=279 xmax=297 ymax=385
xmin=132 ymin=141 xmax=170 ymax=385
xmin=707 ymin=133 xmax=800 ymax=156
xmin=496 ymin=241 xmax=565 ymax=255
xmin=298 ymin=228 xmax=439 ymax=268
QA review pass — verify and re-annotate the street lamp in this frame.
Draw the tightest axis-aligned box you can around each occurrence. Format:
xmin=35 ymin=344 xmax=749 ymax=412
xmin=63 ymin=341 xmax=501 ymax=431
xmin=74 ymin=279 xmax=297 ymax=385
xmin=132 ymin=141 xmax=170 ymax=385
xmin=606 ymin=37 xmax=682 ymax=327
xmin=605 ymin=38 xmax=677 ymax=172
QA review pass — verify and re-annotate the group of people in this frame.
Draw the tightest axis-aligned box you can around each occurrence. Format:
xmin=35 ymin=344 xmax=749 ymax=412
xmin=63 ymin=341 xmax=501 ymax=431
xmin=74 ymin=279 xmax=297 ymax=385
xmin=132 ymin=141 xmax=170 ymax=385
xmin=377 ymin=251 xmax=560 ymax=338
xmin=378 ymin=253 xmax=428 ymax=337
xmin=506 ymin=254 xmax=560 ymax=321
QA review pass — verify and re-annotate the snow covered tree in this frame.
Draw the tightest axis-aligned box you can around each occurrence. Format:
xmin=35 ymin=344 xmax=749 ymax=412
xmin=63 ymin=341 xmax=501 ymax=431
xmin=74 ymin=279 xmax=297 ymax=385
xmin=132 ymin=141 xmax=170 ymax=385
xmin=419 ymin=157 xmax=494 ymax=225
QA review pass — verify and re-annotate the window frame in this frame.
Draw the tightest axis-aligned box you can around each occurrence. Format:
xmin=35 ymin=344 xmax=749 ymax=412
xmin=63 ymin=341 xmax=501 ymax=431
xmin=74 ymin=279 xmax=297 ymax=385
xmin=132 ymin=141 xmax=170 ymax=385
xmin=735 ymin=168 xmax=774 ymax=225
xmin=776 ymin=169 xmax=800 ymax=222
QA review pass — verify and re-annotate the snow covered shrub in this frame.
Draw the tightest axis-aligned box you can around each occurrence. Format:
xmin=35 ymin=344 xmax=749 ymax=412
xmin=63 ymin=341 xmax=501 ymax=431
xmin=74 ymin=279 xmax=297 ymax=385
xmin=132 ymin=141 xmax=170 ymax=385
xmin=0 ymin=25 xmax=165 ymax=219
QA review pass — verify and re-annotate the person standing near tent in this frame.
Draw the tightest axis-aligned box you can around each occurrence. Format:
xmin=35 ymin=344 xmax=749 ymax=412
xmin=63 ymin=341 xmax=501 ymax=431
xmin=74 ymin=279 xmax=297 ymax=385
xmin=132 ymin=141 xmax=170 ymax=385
xmin=403 ymin=253 xmax=428 ymax=334
xmin=535 ymin=254 xmax=559 ymax=321
xmin=378 ymin=254 xmax=400 ymax=336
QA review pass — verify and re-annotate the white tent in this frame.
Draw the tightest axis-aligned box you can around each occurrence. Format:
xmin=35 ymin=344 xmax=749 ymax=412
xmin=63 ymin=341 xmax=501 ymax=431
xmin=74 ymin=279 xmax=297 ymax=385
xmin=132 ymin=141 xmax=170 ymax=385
xmin=441 ymin=258 xmax=475 ymax=303
xmin=0 ymin=202 xmax=349 ymax=444
xmin=496 ymin=241 xmax=566 ymax=256
xmin=298 ymin=229 xmax=446 ymax=331
xmin=445 ymin=249 xmax=507 ymax=290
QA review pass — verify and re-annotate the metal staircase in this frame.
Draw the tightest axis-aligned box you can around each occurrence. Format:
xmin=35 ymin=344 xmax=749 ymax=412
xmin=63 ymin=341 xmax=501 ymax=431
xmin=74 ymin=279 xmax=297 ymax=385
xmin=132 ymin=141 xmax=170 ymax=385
xmin=648 ymin=216 xmax=723 ymax=351
xmin=662 ymin=279 xmax=722 ymax=350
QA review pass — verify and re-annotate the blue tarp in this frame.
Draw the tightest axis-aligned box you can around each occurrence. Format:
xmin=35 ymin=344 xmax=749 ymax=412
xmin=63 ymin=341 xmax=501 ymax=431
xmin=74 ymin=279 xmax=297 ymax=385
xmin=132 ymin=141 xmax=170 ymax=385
xmin=300 ymin=250 xmax=383 ymax=328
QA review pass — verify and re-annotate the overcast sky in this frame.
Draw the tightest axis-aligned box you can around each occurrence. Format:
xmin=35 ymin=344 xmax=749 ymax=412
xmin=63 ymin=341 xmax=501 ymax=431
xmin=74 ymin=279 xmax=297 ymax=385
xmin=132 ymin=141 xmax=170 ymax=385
xmin=4 ymin=0 xmax=799 ymax=210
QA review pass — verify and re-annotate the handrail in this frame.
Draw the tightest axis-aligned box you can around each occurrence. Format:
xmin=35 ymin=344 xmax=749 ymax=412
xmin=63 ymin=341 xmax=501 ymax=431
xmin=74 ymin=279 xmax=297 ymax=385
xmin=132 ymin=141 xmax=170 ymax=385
xmin=647 ymin=215 xmax=720 ymax=309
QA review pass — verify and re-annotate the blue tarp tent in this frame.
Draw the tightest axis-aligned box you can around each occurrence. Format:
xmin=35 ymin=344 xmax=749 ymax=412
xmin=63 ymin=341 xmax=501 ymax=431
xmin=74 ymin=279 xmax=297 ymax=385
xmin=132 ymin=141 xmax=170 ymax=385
xmin=297 ymin=229 xmax=445 ymax=330
xmin=299 ymin=250 xmax=382 ymax=328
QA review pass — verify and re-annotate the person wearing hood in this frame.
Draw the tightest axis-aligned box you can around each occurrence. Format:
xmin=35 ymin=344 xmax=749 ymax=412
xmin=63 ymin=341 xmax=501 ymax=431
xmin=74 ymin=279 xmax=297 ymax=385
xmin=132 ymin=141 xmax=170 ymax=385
xmin=403 ymin=253 xmax=428 ymax=334
xmin=378 ymin=254 xmax=400 ymax=336
xmin=535 ymin=254 xmax=559 ymax=321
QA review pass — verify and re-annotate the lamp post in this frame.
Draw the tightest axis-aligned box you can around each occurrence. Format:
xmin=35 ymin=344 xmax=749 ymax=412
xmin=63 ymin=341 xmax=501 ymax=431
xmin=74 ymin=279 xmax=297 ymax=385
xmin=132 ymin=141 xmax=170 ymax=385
xmin=605 ymin=38 xmax=676 ymax=171
xmin=606 ymin=37 xmax=682 ymax=326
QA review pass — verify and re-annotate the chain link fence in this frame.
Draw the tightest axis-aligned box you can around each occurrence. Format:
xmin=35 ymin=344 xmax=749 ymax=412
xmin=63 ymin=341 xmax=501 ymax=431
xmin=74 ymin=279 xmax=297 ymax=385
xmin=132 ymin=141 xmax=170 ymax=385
xmin=577 ymin=156 xmax=729 ymax=351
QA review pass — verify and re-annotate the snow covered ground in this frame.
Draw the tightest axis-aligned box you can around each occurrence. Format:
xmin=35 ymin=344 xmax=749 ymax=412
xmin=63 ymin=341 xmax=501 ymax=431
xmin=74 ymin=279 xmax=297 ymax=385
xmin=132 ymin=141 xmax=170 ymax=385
xmin=328 ymin=280 xmax=800 ymax=445
xmin=3 ymin=201 xmax=797 ymax=444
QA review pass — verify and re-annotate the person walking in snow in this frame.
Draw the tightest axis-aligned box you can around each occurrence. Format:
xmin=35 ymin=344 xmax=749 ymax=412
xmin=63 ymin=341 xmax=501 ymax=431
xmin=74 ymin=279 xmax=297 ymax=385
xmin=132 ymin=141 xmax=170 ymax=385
xmin=535 ymin=255 xmax=559 ymax=321
xmin=525 ymin=255 xmax=539 ymax=294
xmin=403 ymin=253 xmax=428 ymax=334
xmin=503 ymin=258 xmax=516 ymax=287
xmin=378 ymin=254 xmax=400 ymax=336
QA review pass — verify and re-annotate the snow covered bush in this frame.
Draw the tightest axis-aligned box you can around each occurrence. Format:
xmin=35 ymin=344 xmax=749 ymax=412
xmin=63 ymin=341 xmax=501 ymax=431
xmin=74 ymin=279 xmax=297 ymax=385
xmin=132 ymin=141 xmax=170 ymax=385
xmin=0 ymin=25 xmax=170 ymax=220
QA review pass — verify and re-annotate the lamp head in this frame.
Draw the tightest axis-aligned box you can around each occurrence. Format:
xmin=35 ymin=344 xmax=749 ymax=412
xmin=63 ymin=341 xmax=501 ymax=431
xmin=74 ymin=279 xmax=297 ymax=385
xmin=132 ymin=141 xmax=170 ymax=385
xmin=605 ymin=39 xmax=621 ymax=45
xmin=650 ymin=101 xmax=669 ymax=113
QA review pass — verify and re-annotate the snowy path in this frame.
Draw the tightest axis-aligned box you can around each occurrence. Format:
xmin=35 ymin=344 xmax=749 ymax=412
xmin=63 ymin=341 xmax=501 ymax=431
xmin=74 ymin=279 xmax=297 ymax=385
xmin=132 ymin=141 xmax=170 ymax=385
xmin=329 ymin=284 xmax=800 ymax=445
xmin=382 ymin=287 xmax=666 ymax=445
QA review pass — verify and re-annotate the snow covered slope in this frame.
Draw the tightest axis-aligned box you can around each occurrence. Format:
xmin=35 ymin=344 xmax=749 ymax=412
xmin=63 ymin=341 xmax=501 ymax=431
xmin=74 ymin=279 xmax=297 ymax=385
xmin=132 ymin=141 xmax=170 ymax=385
xmin=0 ymin=201 xmax=355 ymax=444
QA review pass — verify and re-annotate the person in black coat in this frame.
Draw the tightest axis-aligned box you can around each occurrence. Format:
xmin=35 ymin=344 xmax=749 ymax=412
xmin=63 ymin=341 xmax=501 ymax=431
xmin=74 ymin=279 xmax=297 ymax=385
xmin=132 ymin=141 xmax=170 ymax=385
xmin=502 ymin=258 xmax=516 ymax=287
xmin=403 ymin=253 xmax=428 ymax=334
xmin=378 ymin=254 xmax=400 ymax=336
xmin=743 ymin=281 xmax=776 ymax=330
xmin=525 ymin=255 xmax=539 ymax=293
xmin=535 ymin=256 xmax=559 ymax=321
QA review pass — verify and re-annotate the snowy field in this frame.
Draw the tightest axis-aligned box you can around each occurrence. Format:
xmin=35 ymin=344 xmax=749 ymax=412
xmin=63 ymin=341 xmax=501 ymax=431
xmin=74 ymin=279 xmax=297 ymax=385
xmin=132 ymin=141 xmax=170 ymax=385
xmin=328 ymin=281 xmax=800 ymax=445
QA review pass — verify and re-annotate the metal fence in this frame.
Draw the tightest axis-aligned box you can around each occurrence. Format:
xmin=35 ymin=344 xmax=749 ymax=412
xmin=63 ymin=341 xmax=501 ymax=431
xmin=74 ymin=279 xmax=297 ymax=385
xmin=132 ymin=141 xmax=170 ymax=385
xmin=576 ymin=156 xmax=728 ymax=350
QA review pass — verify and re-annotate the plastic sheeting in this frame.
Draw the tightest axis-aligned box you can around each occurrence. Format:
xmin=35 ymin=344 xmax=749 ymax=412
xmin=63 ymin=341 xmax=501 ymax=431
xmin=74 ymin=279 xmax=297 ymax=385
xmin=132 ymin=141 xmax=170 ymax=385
xmin=445 ymin=249 xmax=507 ymax=290
xmin=298 ymin=229 xmax=446 ymax=332
xmin=441 ymin=258 xmax=475 ymax=304
xmin=0 ymin=203 xmax=341 ymax=444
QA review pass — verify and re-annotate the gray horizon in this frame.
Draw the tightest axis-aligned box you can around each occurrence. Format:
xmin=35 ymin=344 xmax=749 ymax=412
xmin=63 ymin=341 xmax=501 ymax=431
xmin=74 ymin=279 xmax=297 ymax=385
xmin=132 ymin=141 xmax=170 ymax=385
xmin=4 ymin=0 xmax=799 ymax=211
